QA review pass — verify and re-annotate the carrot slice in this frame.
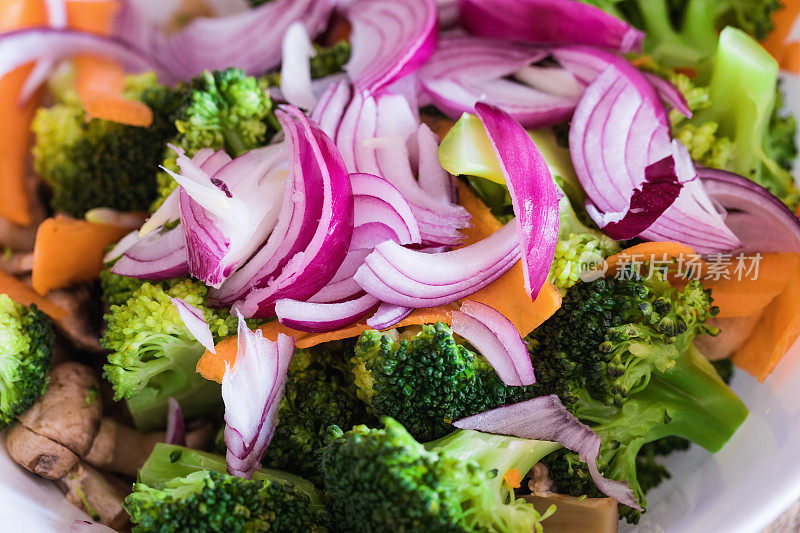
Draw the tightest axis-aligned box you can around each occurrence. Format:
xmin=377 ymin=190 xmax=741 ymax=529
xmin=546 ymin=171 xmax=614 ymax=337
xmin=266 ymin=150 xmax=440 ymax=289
xmin=603 ymin=242 xmax=699 ymax=277
xmin=65 ymin=0 xmax=153 ymax=127
xmin=0 ymin=0 xmax=47 ymax=226
xmin=0 ymin=271 xmax=66 ymax=320
xmin=762 ymin=2 xmax=800 ymax=69
xmin=702 ymin=253 xmax=799 ymax=318
xmin=503 ymin=468 xmax=522 ymax=489
xmin=31 ymin=215 xmax=129 ymax=295
xmin=733 ymin=259 xmax=800 ymax=381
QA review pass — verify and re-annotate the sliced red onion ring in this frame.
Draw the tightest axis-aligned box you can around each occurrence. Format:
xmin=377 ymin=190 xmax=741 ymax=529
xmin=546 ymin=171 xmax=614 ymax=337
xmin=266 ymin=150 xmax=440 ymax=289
xmin=698 ymin=168 xmax=800 ymax=253
xmin=336 ymin=90 xmax=470 ymax=247
xmin=587 ymin=155 xmax=684 ymax=241
xmin=165 ymin=397 xmax=186 ymax=446
xmin=0 ymin=28 xmax=165 ymax=89
xmin=275 ymin=293 xmax=380 ymax=332
xmin=110 ymin=226 xmax=189 ymax=280
xmin=354 ymin=222 xmax=520 ymax=307
xmin=170 ymin=297 xmax=216 ymax=353
xmin=569 ymin=63 xmax=740 ymax=253
xmin=416 ymin=124 xmax=456 ymax=203
xmin=168 ymin=144 xmax=287 ymax=288
xmin=458 ymin=0 xmax=644 ymax=53
xmin=229 ymin=107 xmax=354 ymax=318
xmin=310 ymin=80 xmax=352 ymax=139
xmin=223 ymin=315 xmax=294 ymax=479
xmin=419 ymin=36 xmax=577 ymax=128
xmin=437 ymin=0 xmax=460 ymax=28
xmin=204 ymin=0 xmax=250 ymax=17
xmin=367 ymin=303 xmax=414 ymax=329
xmin=475 ymin=102 xmax=560 ymax=299
xmin=452 ymin=300 xmax=534 ymax=386
xmin=280 ymin=22 xmax=317 ymax=110
xmin=114 ymin=0 xmax=334 ymax=80
xmin=642 ymin=71 xmax=692 ymax=118
xmin=344 ymin=0 xmax=437 ymax=93
xmin=453 ymin=395 xmax=641 ymax=509
xmin=351 ymin=172 xmax=421 ymax=245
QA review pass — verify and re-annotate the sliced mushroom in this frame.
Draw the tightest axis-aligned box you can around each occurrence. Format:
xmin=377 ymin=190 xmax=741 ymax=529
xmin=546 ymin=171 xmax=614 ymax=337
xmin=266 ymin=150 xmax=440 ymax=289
xmin=84 ymin=417 xmax=215 ymax=477
xmin=17 ymin=362 xmax=102 ymax=456
xmin=527 ymin=462 xmax=555 ymax=494
xmin=47 ymin=287 xmax=103 ymax=353
xmin=59 ymin=461 xmax=130 ymax=530
xmin=5 ymin=425 xmax=79 ymax=480
xmin=695 ymin=313 xmax=764 ymax=361
xmin=525 ymin=493 xmax=619 ymax=533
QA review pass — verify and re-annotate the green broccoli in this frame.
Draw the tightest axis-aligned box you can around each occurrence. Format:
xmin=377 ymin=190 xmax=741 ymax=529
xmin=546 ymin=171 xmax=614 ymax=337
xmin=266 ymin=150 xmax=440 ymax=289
xmin=152 ymin=67 xmax=274 ymax=208
xmin=352 ymin=324 xmax=535 ymax=442
xmin=583 ymin=0 xmax=782 ymax=69
xmin=31 ymin=72 xmax=180 ymax=217
xmin=320 ymin=417 xmax=561 ymax=533
xmin=262 ymin=341 xmax=373 ymax=483
xmin=0 ymin=295 xmax=55 ymax=428
xmin=101 ymin=279 xmax=237 ymax=430
xmin=528 ymin=273 xmax=748 ymax=523
xmin=667 ymin=28 xmax=799 ymax=206
xmin=126 ymin=443 xmax=329 ymax=532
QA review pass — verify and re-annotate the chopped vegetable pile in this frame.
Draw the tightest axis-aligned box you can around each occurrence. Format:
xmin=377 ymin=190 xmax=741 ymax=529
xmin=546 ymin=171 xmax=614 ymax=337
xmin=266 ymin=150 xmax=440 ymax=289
xmin=1 ymin=0 xmax=799 ymax=531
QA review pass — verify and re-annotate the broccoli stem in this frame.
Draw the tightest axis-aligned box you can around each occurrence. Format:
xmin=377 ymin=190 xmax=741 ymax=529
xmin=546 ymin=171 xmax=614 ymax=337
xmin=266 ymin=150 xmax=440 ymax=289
xmin=140 ymin=443 xmax=320 ymax=501
xmin=697 ymin=26 xmax=780 ymax=180
xmin=636 ymin=0 xmax=706 ymax=66
xmin=428 ymin=430 xmax=562 ymax=503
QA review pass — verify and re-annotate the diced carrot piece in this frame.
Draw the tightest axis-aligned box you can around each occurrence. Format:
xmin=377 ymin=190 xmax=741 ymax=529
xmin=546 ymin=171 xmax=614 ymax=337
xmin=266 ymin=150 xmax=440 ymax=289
xmin=31 ymin=215 xmax=129 ymax=295
xmin=0 ymin=270 xmax=66 ymax=320
xmin=603 ymin=242 xmax=699 ymax=277
xmin=733 ymin=260 xmax=800 ymax=381
xmin=65 ymin=0 xmax=120 ymax=33
xmin=503 ymin=468 xmax=522 ymax=489
xmin=762 ymin=2 xmax=800 ymax=67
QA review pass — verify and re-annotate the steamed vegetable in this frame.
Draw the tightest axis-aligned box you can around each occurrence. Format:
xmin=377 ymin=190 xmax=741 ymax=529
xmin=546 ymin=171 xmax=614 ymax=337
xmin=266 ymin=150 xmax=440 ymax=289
xmin=530 ymin=272 xmax=748 ymax=522
xmin=0 ymin=294 xmax=55 ymax=428
xmin=320 ymin=417 xmax=561 ymax=533
xmin=101 ymin=279 xmax=237 ymax=430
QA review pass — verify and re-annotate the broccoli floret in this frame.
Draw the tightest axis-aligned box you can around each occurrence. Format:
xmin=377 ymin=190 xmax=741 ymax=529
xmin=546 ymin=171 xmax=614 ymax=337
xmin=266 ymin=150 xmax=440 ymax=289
xmin=583 ymin=0 xmax=781 ymax=68
xmin=152 ymin=67 xmax=274 ymax=209
xmin=320 ymin=417 xmax=561 ymax=533
xmin=352 ymin=324 xmax=535 ymax=442
xmin=262 ymin=341 xmax=373 ymax=483
xmin=0 ymin=295 xmax=55 ymax=428
xmin=101 ymin=279 xmax=237 ymax=430
xmin=31 ymin=72 xmax=179 ymax=217
xmin=530 ymin=273 xmax=748 ymax=522
xmin=127 ymin=443 xmax=328 ymax=532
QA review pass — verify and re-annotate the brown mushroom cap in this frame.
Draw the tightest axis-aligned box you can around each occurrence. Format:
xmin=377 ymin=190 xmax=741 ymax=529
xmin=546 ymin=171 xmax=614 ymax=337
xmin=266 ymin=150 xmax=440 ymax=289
xmin=5 ymin=425 xmax=79 ymax=480
xmin=59 ymin=461 xmax=130 ymax=530
xmin=17 ymin=362 xmax=102 ymax=456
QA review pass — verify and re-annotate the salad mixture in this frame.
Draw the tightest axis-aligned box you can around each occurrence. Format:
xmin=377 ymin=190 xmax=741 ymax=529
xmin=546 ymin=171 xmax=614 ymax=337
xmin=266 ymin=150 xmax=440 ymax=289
xmin=1 ymin=0 xmax=799 ymax=531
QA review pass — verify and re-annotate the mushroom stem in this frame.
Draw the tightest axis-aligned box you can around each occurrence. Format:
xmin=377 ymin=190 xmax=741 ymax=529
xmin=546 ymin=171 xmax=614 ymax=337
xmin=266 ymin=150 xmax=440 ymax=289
xmin=59 ymin=461 xmax=130 ymax=530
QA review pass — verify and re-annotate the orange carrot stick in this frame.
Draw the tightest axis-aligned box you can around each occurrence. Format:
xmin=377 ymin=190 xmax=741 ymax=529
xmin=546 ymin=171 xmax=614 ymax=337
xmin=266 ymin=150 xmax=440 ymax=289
xmin=0 ymin=270 xmax=66 ymax=320
xmin=0 ymin=0 xmax=46 ymax=226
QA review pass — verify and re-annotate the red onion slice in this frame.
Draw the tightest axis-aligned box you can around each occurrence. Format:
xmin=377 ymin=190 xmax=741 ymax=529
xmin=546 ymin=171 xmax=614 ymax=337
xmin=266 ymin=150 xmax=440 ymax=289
xmin=569 ymin=63 xmax=740 ymax=253
xmin=170 ymin=297 xmax=216 ymax=354
xmin=451 ymin=300 xmax=534 ymax=386
xmin=275 ymin=294 xmax=380 ymax=332
xmin=223 ymin=315 xmax=294 ymax=479
xmin=114 ymin=0 xmax=334 ymax=80
xmin=18 ymin=0 xmax=68 ymax=104
xmin=230 ymin=107 xmax=354 ymax=318
xmin=367 ymin=303 xmax=414 ymax=329
xmin=344 ymin=0 xmax=437 ymax=93
xmin=458 ymin=0 xmax=644 ymax=53
xmin=420 ymin=36 xmax=577 ymax=128
xmin=416 ymin=124 xmax=456 ymax=203
xmin=165 ymin=397 xmax=186 ymax=446
xmin=354 ymin=223 xmax=520 ymax=307
xmin=110 ymin=226 xmax=189 ymax=280
xmin=280 ymin=22 xmax=317 ymax=110
xmin=698 ymin=168 xmax=800 ymax=253
xmin=587 ymin=155 xmax=684 ymax=241
xmin=475 ymin=102 xmax=560 ymax=299
xmin=454 ymin=396 xmax=641 ymax=509
xmin=310 ymin=80 xmax=352 ymax=139
xmin=0 ymin=28 xmax=164 ymax=87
